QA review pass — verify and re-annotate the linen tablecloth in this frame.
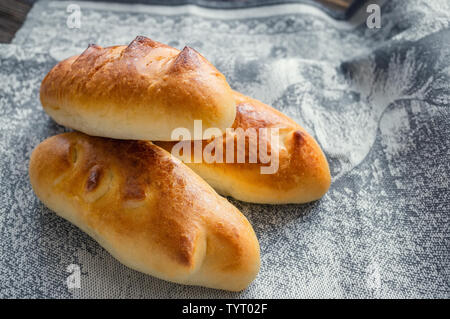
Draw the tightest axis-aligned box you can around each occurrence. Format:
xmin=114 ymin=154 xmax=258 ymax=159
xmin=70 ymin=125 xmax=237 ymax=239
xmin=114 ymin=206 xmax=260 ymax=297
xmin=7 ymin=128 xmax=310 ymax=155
xmin=0 ymin=0 xmax=449 ymax=298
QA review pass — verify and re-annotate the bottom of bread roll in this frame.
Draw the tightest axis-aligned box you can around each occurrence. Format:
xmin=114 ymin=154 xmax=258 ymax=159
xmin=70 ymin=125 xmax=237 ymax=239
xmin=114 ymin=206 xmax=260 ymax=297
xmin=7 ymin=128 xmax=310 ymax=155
xmin=29 ymin=132 xmax=260 ymax=291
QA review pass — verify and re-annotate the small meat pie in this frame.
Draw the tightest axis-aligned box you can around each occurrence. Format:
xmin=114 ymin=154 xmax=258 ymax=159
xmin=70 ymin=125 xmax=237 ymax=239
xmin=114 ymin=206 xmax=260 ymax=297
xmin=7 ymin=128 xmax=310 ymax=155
xmin=29 ymin=132 xmax=260 ymax=291
xmin=157 ymin=91 xmax=331 ymax=204
xmin=40 ymin=36 xmax=236 ymax=141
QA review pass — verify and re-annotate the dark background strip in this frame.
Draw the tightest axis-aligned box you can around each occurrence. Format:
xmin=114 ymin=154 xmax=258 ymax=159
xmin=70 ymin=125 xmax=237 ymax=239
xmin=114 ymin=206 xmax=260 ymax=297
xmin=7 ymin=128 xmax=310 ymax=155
xmin=0 ymin=0 xmax=362 ymax=44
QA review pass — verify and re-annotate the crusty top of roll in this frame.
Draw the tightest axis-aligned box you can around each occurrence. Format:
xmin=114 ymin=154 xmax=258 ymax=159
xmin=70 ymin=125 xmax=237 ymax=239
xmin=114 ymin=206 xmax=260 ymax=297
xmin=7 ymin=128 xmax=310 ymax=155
xmin=156 ymin=91 xmax=331 ymax=204
xmin=29 ymin=132 xmax=259 ymax=291
xmin=40 ymin=36 xmax=236 ymax=141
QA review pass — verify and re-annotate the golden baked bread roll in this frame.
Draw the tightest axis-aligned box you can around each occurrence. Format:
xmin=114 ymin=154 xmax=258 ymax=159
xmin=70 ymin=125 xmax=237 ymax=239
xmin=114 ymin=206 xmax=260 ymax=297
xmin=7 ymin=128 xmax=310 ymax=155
xmin=40 ymin=36 xmax=236 ymax=141
xmin=29 ymin=132 xmax=260 ymax=291
xmin=156 ymin=91 xmax=331 ymax=204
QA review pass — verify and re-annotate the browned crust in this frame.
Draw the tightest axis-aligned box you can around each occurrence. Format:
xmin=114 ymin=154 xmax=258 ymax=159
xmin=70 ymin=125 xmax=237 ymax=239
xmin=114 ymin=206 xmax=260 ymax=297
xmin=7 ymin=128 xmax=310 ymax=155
xmin=29 ymin=132 xmax=260 ymax=290
xmin=40 ymin=36 xmax=236 ymax=141
xmin=156 ymin=91 xmax=331 ymax=204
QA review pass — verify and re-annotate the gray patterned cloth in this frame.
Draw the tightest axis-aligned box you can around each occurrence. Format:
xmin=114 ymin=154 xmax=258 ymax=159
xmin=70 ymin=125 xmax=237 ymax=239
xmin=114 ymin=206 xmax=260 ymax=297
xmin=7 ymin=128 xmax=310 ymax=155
xmin=0 ymin=0 xmax=449 ymax=298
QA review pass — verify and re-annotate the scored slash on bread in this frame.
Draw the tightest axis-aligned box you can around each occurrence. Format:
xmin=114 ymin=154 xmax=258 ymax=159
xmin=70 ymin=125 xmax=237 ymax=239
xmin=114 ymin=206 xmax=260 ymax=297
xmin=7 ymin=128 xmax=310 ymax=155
xmin=40 ymin=36 xmax=236 ymax=141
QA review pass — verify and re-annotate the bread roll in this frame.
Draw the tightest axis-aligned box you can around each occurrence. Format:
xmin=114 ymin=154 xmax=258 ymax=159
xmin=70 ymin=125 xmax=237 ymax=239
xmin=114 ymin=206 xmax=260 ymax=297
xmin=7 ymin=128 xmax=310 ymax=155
xmin=40 ymin=36 xmax=236 ymax=141
xmin=29 ymin=132 xmax=260 ymax=291
xmin=156 ymin=91 xmax=331 ymax=204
